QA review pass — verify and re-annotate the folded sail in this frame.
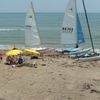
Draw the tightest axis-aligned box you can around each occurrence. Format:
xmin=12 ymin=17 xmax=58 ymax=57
xmin=25 ymin=1 xmax=40 ymax=47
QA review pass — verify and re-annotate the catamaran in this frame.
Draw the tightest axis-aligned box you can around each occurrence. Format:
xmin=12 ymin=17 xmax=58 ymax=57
xmin=60 ymin=0 xmax=91 ymax=54
xmin=25 ymin=1 xmax=55 ymax=55
xmin=77 ymin=0 xmax=100 ymax=61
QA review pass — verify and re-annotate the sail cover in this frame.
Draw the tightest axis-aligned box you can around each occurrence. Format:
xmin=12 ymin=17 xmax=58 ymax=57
xmin=25 ymin=1 xmax=40 ymax=47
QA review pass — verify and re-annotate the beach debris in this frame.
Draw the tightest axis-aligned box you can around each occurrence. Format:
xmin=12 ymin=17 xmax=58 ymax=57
xmin=41 ymin=63 xmax=46 ymax=66
xmin=47 ymin=88 xmax=52 ymax=93
xmin=58 ymin=73 xmax=62 ymax=76
xmin=12 ymin=64 xmax=16 ymax=68
xmin=82 ymin=83 xmax=93 ymax=90
xmin=67 ymin=97 xmax=72 ymax=99
xmin=90 ymin=89 xmax=100 ymax=93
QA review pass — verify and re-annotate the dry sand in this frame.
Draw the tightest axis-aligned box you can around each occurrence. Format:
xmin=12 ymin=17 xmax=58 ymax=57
xmin=0 ymin=54 xmax=100 ymax=100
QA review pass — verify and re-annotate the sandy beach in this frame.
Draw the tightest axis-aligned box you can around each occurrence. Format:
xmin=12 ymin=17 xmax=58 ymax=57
xmin=0 ymin=54 xmax=100 ymax=100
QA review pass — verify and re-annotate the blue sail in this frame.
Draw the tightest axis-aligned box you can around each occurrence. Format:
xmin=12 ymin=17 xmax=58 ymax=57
xmin=77 ymin=14 xmax=85 ymax=44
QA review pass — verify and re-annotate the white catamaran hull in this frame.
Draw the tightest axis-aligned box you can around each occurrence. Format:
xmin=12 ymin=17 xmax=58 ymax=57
xmin=69 ymin=48 xmax=91 ymax=55
xmin=69 ymin=48 xmax=92 ymax=58
xmin=78 ymin=55 xmax=100 ymax=61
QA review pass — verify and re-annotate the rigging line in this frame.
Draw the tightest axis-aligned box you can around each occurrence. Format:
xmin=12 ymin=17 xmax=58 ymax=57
xmin=82 ymin=0 xmax=95 ymax=52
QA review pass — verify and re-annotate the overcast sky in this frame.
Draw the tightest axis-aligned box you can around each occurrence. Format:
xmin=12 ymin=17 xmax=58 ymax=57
xmin=0 ymin=0 xmax=99 ymax=13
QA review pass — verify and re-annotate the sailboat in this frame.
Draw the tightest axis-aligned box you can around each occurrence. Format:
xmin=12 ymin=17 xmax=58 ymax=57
xmin=25 ymin=1 xmax=41 ymax=48
xmin=24 ymin=1 xmax=53 ymax=54
xmin=77 ymin=0 xmax=100 ymax=61
xmin=61 ymin=0 xmax=91 ymax=54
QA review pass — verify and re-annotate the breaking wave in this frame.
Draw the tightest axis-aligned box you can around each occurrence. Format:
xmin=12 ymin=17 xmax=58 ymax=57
xmin=0 ymin=27 xmax=25 ymax=31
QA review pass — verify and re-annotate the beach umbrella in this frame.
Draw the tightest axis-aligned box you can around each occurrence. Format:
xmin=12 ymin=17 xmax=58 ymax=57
xmin=24 ymin=49 xmax=40 ymax=56
xmin=6 ymin=50 xmax=23 ymax=56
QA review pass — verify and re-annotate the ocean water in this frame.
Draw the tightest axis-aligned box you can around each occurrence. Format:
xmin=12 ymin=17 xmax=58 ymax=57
xmin=0 ymin=13 xmax=100 ymax=49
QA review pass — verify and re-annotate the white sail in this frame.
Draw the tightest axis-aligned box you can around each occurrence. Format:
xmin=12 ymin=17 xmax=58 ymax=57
xmin=25 ymin=1 xmax=41 ymax=47
xmin=61 ymin=0 xmax=77 ymax=46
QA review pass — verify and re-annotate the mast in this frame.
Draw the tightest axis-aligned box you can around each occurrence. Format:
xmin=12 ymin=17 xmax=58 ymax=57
xmin=82 ymin=0 xmax=95 ymax=53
